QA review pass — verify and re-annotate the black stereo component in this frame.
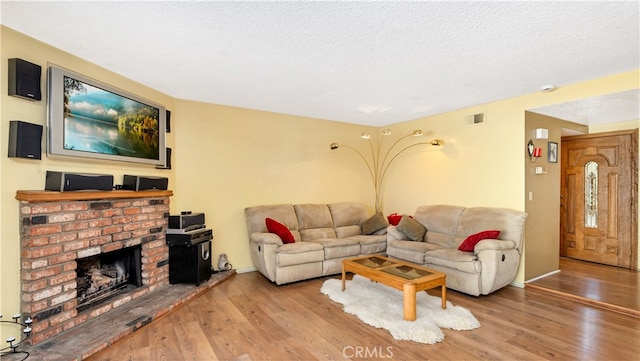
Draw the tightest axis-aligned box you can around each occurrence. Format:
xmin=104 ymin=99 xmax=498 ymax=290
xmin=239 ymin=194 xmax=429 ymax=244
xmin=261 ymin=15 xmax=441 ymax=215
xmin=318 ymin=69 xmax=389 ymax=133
xmin=8 ymin=120 xmax=42 ymax=159
xmin=166 ymin=228 xmax=213 ymax=247
xmin=168 ymin=212 xmax=205 ymax=230
xmin=168 ymin=239 xmax=212 ymax=286
xmin=8 ymin=58 xmax=42 ymax=101
xmin=122 ymin=175 xmax=168 ymax=191
xmin=45 ymin=171 xmax=114 ymax=192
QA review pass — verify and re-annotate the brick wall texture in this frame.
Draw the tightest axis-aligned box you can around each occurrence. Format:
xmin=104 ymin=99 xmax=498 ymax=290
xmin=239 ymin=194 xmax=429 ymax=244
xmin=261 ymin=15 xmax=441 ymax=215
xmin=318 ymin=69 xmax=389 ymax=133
xmin=19 ymin=196 xmax=170 ymax=345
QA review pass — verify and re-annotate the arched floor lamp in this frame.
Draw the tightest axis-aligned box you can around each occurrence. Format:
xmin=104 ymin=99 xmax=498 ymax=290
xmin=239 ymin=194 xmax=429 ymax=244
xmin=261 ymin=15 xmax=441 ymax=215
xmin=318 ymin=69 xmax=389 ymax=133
xmin=330 ymin=129 xmax=443 ymax=212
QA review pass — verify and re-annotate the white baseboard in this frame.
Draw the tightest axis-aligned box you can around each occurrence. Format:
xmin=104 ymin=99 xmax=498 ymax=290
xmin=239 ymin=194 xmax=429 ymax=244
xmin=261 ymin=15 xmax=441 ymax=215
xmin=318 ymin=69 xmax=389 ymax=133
xmin=524 ymin=269 xmax=561 ymax=284
xmin=510 ymin=281 xmax=525 ymax=288
xmin=236 ymin=267 xmax=257 ymax=274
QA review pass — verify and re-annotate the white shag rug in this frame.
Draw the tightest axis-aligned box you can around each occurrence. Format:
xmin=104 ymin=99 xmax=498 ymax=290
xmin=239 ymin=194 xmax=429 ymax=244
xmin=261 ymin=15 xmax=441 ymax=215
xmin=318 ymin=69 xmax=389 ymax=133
xmin=320 ymin=275 xmax=480 ymax=344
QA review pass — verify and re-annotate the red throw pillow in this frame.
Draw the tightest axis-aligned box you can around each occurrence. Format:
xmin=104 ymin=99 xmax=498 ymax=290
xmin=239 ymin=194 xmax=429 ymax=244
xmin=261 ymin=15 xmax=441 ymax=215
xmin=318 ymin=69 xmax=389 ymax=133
xmin=387 ymin=213 xmax=412 ymax=226
xmin=458 ymin=230 xmax=501 ymax=252
xmin=387 ymin=213 xmax=402 ymax=226
xmin=265 ymin=218 xmax=295 ymax=244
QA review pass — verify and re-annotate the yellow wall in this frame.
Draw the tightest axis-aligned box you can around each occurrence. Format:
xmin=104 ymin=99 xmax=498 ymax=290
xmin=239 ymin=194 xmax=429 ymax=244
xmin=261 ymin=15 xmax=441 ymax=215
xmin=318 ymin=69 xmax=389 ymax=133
xmin=1 ymin=26 xmax=639 ymax=323
xmin=362 ymin=71 xmax=638 ymax=285
xmin=0 ymin=27 xmax=175 ymax=320
xmin=590 ymin=120 xmax=639 ymax=133
xmin=171 ymin=99 xmax=376 ymax=274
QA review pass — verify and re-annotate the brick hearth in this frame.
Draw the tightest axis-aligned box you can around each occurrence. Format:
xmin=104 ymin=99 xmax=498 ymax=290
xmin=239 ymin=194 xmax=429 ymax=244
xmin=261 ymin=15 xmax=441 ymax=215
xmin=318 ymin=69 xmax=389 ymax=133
xmin=8 ymin=271 xmax=236 ymax=361
xmin=16 ymin=190 xmax=173 ymax=345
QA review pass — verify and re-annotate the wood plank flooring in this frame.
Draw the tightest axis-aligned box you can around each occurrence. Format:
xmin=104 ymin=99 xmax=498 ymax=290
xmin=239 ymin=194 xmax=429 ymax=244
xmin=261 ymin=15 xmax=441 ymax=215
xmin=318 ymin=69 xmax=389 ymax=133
xmin=2 ymin=272 xmax=236 ymax=361
xmin=88 ymin=269 xmax=639 ymax=361
xmin=526 ymin=257 xmax=640 ymax=317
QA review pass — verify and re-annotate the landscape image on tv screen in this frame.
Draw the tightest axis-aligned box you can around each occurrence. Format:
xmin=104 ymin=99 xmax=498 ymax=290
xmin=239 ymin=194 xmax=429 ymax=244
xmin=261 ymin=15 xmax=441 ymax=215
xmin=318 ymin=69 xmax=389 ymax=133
xmin=63 ymin=75 xmax=160 ymax=160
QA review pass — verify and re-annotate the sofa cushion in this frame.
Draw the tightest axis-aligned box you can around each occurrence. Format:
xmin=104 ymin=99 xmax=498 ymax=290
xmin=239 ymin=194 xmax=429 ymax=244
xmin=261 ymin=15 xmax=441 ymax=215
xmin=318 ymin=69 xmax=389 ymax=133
xmin=300 ymin=228 xmax=337 ymax=242
xmin=295 ymin=204 xmax=333 ymax=229
xmin=361 ymin=212 xmax=388 ymax=235
xmin=413 ymin=205 xmax=465 ymax=237
xmin=309 ymin=238 xmax=360 ymax=259
xmin=426 ymin=232 xmax=459 ymax=249
xmin=335 ymin=225 xmax=362 ymax=238
xmin=424 ymin=249 xmax=481 ymax=274
xmin=294 ymin=204 xmax=337 ymax=241
xmin=276 ymin=242 xmax=324 ymax=267
xmin=373 ymin=227 xmax=388 ymax=235
xmin=458 ymin=230 xmax=500 ymax=252
xmin=346 ymin=234 xmax=387 ymax=254
xmin=328 ymin=202 xmax=369 ymax=227
xmin=386 ymin=225 xmax=408 ymax=241
xmin=266 ymin=218 xmax=296 ymax=244
xmin=388 ymin=239 xmax=443 ymax=253
xmin=386 ymin=239 xmax=443 ymax=264
xmin=397 ymin=215 xmax=426 ymax=241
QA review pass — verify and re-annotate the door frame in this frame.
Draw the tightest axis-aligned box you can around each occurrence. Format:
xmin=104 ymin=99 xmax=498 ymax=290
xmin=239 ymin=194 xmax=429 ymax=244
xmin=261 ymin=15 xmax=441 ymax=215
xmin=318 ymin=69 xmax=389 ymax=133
xmin=560 ymin=129 xmax=638 ymax=270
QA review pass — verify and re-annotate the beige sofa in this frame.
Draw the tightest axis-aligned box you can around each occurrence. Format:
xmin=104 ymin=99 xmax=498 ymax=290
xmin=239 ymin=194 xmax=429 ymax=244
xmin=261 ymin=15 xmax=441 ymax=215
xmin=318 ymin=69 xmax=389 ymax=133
xmin=386 ymin=205 xmax=527 ymax=296
xmin=244 ymin=203 xmax=387 ymax=285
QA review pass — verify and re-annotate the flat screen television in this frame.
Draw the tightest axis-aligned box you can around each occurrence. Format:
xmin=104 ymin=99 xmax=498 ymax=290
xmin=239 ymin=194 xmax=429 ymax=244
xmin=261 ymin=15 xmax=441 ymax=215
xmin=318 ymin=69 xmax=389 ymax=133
xmin=47 ymin=66 xmax=166 ymax=166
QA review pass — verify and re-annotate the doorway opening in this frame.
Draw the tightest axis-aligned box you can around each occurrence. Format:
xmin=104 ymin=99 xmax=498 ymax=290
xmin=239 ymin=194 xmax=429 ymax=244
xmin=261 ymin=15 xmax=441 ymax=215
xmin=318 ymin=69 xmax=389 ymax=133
xmin=560 ymin=129 xmax=638 ymax=270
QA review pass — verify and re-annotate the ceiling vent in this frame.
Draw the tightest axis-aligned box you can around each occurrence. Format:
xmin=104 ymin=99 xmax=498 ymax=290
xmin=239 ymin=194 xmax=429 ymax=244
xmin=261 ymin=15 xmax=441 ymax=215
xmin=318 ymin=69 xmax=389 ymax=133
xmin=463 ymin=112 xmax=486 ymax=125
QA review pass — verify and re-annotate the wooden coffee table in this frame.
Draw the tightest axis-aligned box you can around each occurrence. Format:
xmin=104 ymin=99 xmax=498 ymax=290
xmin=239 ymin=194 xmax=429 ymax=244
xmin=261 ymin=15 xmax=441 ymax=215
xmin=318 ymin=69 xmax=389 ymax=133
xmin=342 ymin=255 xmax=446 ymax=321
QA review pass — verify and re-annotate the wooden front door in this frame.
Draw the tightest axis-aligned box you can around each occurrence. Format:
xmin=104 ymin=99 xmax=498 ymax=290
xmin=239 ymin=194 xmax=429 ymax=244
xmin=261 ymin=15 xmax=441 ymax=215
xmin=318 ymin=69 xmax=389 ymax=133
xmin=560 ymin=130 xmax=638 ymax=268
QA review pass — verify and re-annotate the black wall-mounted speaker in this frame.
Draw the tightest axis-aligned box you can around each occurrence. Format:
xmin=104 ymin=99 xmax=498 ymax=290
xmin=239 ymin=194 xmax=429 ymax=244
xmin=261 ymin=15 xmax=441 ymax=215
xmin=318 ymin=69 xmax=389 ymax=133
xmin=45 ymin=171 xmax=114 ymax=192
xmin=166 ymin=110 xmax=171 ymax=133
xmin=122 ymin=175 xmax=169 ymax=191
xmin=8 ymin=58 xmax=42 ymax=101
xmin=155 ymin=147 xmax=172 ymax=170
xmin=8 ymin=120 xmax=43 ymax=160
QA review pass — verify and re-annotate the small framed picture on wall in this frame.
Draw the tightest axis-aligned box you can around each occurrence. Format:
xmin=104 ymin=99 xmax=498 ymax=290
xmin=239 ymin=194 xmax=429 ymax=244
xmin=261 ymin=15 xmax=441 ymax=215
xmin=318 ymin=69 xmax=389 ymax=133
xmin=548 ymin=141 xmax=558 ymax=163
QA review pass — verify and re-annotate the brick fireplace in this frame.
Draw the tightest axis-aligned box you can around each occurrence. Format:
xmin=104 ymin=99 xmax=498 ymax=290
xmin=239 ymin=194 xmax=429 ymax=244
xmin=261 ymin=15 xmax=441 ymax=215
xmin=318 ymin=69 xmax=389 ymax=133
xmin=16 ymin=189 xmax=172 ymax=345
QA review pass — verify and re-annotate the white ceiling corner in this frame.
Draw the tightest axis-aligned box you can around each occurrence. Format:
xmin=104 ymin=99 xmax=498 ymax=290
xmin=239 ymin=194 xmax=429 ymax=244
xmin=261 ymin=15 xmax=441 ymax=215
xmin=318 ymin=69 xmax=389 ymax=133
xmin=1 ymin=1 xmax=638 ymax=127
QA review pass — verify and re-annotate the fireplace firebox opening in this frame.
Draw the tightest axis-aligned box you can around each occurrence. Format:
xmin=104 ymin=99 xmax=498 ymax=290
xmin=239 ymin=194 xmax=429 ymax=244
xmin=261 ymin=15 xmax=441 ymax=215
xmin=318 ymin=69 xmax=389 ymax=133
xmin=76 ymin=245 xmax=142 ymax=313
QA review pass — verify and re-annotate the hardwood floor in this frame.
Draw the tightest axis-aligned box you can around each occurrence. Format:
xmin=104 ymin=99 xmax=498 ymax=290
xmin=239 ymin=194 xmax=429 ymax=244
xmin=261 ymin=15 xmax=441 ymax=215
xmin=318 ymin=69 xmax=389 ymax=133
xmin=526 ymin=257 xmax=640 ymax=317
xmin=88 ymin=269 xmax=639 ymax=361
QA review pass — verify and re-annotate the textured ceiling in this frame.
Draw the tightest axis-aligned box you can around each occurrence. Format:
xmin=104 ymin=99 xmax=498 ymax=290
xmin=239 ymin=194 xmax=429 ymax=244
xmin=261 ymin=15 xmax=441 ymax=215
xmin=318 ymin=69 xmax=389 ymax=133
xmin=1 ymin=1 xmax=638 ymax=126
xmin=531 ymin=89 xmax=639 ymax=125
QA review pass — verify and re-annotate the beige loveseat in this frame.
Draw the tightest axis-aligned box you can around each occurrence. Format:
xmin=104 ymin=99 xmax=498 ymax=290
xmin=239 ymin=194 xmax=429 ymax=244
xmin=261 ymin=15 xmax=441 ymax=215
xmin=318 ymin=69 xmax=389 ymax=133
xmin=244 ymin=203 xmax=387 ymax=285
xmin=386 ymin=205 xmax=527 ymax=296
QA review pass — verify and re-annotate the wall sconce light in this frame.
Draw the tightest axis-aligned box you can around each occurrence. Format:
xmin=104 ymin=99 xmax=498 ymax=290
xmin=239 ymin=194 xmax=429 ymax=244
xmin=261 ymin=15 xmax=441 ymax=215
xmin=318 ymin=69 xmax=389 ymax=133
xmin=330 ymin=129 xmax=443 ymax=212
xmin=527 ymin=139 xmax=542 ymax=162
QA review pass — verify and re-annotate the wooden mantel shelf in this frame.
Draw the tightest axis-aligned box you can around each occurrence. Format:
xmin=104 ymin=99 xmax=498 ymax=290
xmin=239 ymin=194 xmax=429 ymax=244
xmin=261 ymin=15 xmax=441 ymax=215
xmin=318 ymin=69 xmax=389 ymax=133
xmin=16 ymin=189 xmax=173 ymax=202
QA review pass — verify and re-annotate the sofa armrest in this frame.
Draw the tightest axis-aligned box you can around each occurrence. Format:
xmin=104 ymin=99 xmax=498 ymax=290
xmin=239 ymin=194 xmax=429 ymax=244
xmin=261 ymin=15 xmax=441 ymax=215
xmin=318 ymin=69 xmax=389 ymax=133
xmin=386 ymin=225 xmax=409 ymax=241
xmin=474 ymin=239 xmax=516 ymax=254
xmin=250 ymin=232 xmax=284 ymax=245
xmin=475 ymin=240 xmax=520 ymax=295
